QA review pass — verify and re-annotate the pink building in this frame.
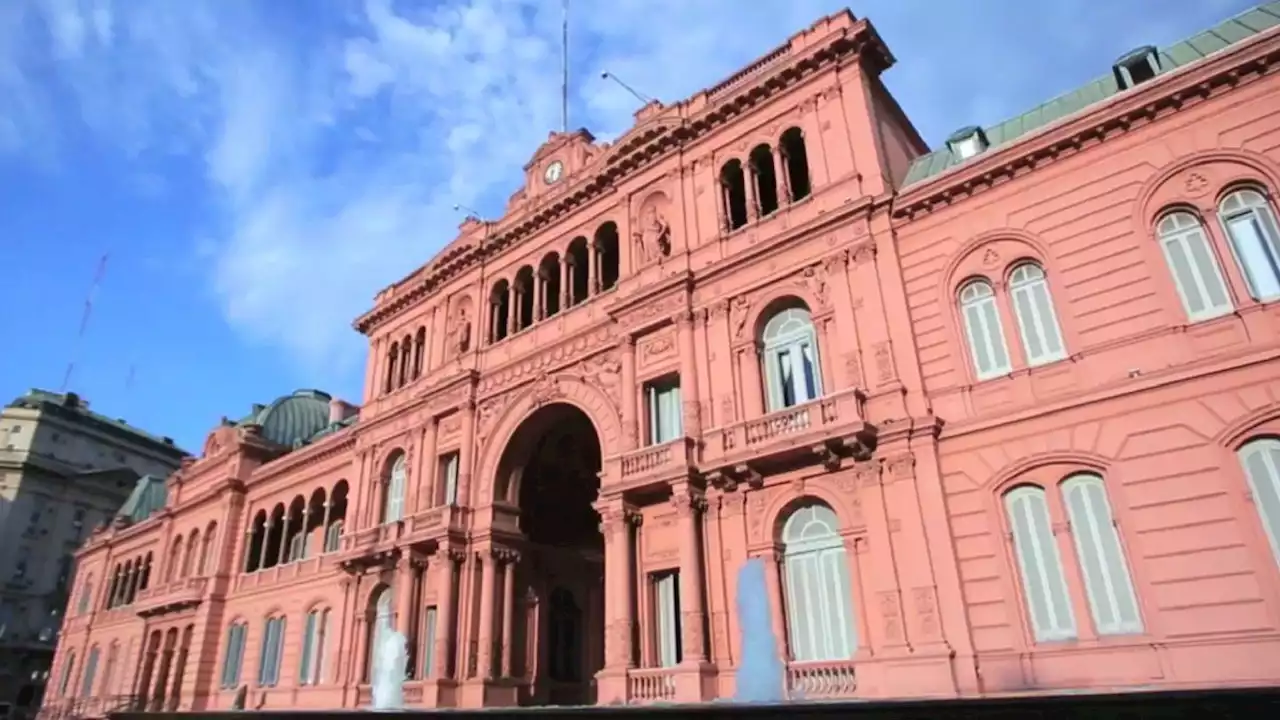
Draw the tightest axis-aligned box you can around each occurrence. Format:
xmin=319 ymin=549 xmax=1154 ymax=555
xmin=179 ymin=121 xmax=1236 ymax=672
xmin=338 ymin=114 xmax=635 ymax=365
xmin=42 ymin=2 xmax=1280 ymax=713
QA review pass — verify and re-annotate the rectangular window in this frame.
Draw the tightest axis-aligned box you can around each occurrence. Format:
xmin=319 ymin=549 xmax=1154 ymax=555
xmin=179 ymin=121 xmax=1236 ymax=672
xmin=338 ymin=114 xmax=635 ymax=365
xmin=421 ymin=606 xmax=438 ymax=679
xmin=258 ymin=617 xmax=285 ymax=686
xmin=439 ymin=453 xmax=460 ymax=506
xmin=645 ymin=377 xmax=683 ymax=445
xmin=653 ymin=571 xmax=682 ymax=667
xmin=76 ymin=579 xmax=93 ymax=615
xmin=288 ymin=533 xmax=307 ymax=562
xmin=59 ymin=654 xmax=76 ymax=697
xmin=299 ymin=612 xmax=316 ymax=684
xmin=767 ymin=341 xmax=821 ymax=411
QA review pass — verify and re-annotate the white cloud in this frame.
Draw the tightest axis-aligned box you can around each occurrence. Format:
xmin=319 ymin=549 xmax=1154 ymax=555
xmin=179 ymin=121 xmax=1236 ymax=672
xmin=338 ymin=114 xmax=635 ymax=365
xmin=0 ymin=0 xmax=1259 ymax=380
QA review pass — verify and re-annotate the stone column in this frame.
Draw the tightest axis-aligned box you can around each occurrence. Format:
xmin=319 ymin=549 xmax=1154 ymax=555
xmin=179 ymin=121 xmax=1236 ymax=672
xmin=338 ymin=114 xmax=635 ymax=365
xmin=745 ymin=163 xmax=760 ymax=220
xmin=756 ymin=548 xmax=789 ymax=657
xmin=507 ymin=285 xmax=518 ymax=336
xmin=435 ymin=550 xmax=460 ymax=679
xmin=257 ymin=519 xmax=272 ymax=570
xmin=674 ymin=311 xmax=702 ymax=437
xmin=596 ymin=501 xmax=637 ymax=704
xmin=490 ymin=301 xmax=501 ymax=343
xmin=620 ymin=336 xmax=638 ymax=450
xmin=672 ymin=485 xmax=707 ymax=663
xmin=394 ymin=554 xmax=415 ymax=631
xmin=773 ymin=145 xmax=791 ymax=203
xmin=826 ymin=250 xmax=862 ymax=390
xmin=589 ymin=241 xmax=600 ymax=294
xmin=277 ymin=514 xmax=291 ymax=565
xmin=500 ymin=550 xmax=518 ymax=677
xmin=535 ymin=272 xmax=546 ymax=321
xmin=561 ymin=258 xmax=572 ymax=308
xmin=456 ymin=402 xmax=477 ymax=506
xmin=476 ymin=549 xmax=497 ymax=679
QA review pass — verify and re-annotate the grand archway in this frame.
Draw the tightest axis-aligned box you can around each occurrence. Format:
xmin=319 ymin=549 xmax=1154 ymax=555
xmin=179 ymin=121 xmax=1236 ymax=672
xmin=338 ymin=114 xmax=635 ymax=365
xmin=494 ymin=402 xmax=604 ymax=707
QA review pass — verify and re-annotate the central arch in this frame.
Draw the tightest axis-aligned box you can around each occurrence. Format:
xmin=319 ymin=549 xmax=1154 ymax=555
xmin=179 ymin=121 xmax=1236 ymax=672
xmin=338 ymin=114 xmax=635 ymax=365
xmin=494 ymin=402 xmax=605 ymax=707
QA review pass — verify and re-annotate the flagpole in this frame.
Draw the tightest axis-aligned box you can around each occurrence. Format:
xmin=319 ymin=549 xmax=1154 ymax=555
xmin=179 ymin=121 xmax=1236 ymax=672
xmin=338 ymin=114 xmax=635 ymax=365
xmin=561 ymin=0 xmax=569 ymax=132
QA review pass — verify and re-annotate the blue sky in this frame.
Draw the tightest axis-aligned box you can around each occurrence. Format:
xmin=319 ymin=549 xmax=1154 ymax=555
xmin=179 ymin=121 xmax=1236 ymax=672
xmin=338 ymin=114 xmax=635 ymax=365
xmin=0 ymin=0 xmax=1259 ymax=452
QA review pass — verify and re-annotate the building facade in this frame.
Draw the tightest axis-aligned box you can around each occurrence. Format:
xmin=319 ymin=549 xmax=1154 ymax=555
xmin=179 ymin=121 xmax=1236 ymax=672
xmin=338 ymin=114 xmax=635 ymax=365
xmin=43 ymin=2 xmax=1280 ymax=713
xmin=1 ymin=390 xmax=187 ymax=714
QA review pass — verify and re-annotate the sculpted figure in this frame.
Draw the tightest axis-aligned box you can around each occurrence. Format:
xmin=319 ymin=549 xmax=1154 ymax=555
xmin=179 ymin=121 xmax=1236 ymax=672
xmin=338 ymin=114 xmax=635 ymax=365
xmin=634 ymin=205 xmax=672 ymax=264
xmin=450 ymin=305 xmax=472 ymax=356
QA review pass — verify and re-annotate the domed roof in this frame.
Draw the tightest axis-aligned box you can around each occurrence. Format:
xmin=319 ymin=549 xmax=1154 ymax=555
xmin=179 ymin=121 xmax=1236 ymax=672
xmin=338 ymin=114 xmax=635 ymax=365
xmin=246 ymin=389 xmax=333 ymax=448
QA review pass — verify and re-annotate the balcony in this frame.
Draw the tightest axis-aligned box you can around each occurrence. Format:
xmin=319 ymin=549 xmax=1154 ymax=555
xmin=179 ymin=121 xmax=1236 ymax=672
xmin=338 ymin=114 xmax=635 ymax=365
xmin=702 ymin=387 xmax=875 ymax=477
xmin=336 ymin=506 xmax=467 ymax=570
xmin=615 ymin=437 xmax=699 ymax=490
xmin=233 ymin=553 xmax=338 ymax=592
xmin=787 ymin=659 xmax=857 ymax=699
xmin=627 ymin=667 xmax=678 ymax=704
xmin=134 ymin=576 xmax=207 ymax=617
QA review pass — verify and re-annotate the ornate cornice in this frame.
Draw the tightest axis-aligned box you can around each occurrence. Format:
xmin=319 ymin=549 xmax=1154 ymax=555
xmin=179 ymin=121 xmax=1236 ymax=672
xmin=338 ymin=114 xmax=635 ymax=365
xmin=893 ymin=32 xmax=1280 ymax=220
xmin=353 ymin=15 xmax=888 ymax=336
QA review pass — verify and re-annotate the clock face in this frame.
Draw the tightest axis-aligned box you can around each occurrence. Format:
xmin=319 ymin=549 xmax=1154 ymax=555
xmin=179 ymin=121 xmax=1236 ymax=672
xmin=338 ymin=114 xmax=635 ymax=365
xmin=544 ymin=160 xmax=564 ymax=185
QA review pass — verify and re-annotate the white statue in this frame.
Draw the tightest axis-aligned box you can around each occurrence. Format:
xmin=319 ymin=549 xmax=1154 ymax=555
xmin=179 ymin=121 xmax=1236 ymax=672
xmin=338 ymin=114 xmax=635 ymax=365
xmin=370 ymin=628 xmax=409 ymax=711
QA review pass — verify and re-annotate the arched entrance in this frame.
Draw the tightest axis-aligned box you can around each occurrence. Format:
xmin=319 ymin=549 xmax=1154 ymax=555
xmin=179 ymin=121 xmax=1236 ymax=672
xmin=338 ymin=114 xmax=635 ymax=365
xmin=494 ymin=402 xmax=604 ymax=707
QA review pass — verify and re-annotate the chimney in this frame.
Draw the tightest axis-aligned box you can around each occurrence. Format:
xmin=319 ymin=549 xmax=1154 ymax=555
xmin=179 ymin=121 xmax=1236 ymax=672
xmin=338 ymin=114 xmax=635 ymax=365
xmin=329 ymin=398 xmax=357 ymax=424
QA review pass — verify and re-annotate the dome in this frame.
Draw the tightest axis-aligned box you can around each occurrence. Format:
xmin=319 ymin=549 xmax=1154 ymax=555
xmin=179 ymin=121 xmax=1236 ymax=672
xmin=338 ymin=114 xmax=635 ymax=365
xmin=248 ymin=389 xmax=333 ymax=447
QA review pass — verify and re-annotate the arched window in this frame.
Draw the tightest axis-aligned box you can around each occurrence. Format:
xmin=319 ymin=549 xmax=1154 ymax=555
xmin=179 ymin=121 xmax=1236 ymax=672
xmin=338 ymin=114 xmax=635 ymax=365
xmin=325 ymin=519 xmax=344 ymax=553
xmin=781 ymin=502 xmax=856 ymax=661
xmin=959 ymin=280 xmax=1011 ymax=379
xmin=1156 ymin=211 xmax=1232 ymax=321
xmin=1219 ymin=188 xmax=1280 ymax=301
xmin=383 ymin=454 xmax=407 ymax=524
xmin=58 ymin=650 xmax=76 ymax=697
xmin=80 ymin=646 xmax=100 ymax=698
xmin=300 ymin=608 xmax=330 ymax=685
xmin=761 ymin=306 xmax=822 ymax=412
xmin=368 ymin=588 xmax=393 ymax=682
xmin=1008 ymin=263 xmax=1066 ymax=366
xmin=101 ymin=642 xmax=119 ymax=697
xmin=257 ymin=615 xmax=286 ymax=687
xmin=1004 ymin=486 xmax=1076 ymax=641
xmin=1060 ymin=474 xmax=1142 ymax=635
xmin=219 ymin=622 xmax=247 ymax=689
xmin=76 ymin=574 xmax=93 ymax=615
xmin=1238 ymin=438 xmax=1280 ymax=566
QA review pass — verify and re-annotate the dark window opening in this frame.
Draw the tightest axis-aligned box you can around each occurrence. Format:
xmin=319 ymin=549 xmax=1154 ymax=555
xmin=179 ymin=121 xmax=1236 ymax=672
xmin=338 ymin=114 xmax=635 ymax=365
xmin=780 ymin=128 xmax=811 ymax=201
xmin=720 ymin=160 xmax=748 ymax=231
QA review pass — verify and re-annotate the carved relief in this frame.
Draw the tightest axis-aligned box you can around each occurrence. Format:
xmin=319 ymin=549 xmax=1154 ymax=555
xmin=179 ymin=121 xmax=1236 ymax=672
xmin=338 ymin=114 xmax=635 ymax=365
xmin=639 ymin=332 xmax=676 ymax=367
xmin=730 ymin=296 xmax=752 ymax=340
xmin=913 ymin=586 xmax=939 ymax=640
xmin=633 ymin=191 xmax=674 ymax=265
xmin=879 ymin=590 xmax=903 ymax=643
xmin=873 ymin=342 xmax=895 ymax=383
xmin=527 ymin=372 xmax=565 ymax=408
xmin=477 ymin=326 xmax=615 ymax=394
xmin=575 ymin=352 xmax=622 ymax=404
xmin=747 ymin=492 xmax=768 ymax=540
xmin=1182 ymin=171 xmax=1211 ymax=197
xmin=475 ymin=395 xmax=511 ymax=446
xmin=682 ymin=612 xmax=704 ymax=657
xmin=439 ymin=415 xmax=462 ymax=439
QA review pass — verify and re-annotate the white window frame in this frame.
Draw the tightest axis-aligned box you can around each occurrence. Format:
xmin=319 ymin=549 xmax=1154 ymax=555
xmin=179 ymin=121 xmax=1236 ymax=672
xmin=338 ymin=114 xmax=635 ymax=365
xmin=421 ymin=606 xmax=438 ymax=679
xmin=1004 ymin=486 xmax=1077 ymax=642
xmin=1008 ymin=263 xmax=1067 ymax=366
xmin=220 ymin=623 xmax=246 ymax=689
xmin=257 ymin=616 xmax=286 ymax=687
xmin=440 ymin=453 xmax=460 ymax=506
xmin=80 ymin=646 xmax=100 ymax=698
xmin=1238 ymin=438 xmax=1280 ymax=567
xmin=761 ymin=307 xmax=823 ymax=412
xmin=324 ymin=520 xmax=343 ymax=553
xmin=781 ymin=503 xmax=857 ymax=661
xmin=654 ymin=572 xmax=682 ymax=668
xmin=299 ymin=608 xmax=329 ymax=685
xmin=645 ymin=378 xmax=683 ymax=445
xmin=1060 ymin=474 xmax=1143 ymax=636
xmin=384 ymin=455 xmax=407 ymax=524
xmin=959 ymin=280 xmax=1012 ymax=380
xmin=1219 ymin=188 xmax=1280 ymax=302
xmin=1156 ymin=211 xmax=1234 ymax=321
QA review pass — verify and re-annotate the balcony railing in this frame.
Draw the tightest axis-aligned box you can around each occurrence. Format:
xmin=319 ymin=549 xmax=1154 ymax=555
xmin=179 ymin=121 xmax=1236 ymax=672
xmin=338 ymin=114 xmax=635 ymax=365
xmin=628 ymin=667 xmax=677 ymax=703
xmin=703 ymin=387 xmax=873 ymax=469
xmin=618 ymin=437 xmax=698 ymax=484
xmin=787 ymin=659 xmax=857 ymax=699
xmin=134 ymin=576 xmax=208 ymax=615
xmin=38 ymin=695 xmax=142 ymax=720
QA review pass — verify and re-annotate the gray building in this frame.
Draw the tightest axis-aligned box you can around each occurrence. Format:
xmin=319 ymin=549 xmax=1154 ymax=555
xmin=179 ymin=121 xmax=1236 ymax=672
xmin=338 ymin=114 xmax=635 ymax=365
xmin=0 ymin=390 xmax=187 ymax=714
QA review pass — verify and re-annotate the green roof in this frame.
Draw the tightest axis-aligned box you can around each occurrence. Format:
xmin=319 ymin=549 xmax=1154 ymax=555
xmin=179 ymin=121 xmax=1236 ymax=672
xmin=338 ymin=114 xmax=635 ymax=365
xmin=232 ymin=389 xmax=353 ymax=449
xmin=118 ymin=474 xmax=168 ymax=525
xmin=902 ymin=1 xmax=1280 ymax=187
xmin=6 ymin=388 xmax=189 ymax=457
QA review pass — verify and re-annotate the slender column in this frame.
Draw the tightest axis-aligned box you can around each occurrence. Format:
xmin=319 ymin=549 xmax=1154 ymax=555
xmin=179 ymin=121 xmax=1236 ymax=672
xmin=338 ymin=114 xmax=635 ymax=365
xmin=561 ymin=258 xmax=572 ymax=307
xmin=827 ymin=251 xmax=862 ymax=389
xmin=745 ymin=164 xmax=760 ymax=220
xmin=674 ymin=311 xmax=702 ymax=437
xmin=620 ymin=337 xmax=638 ymax=450
xmin=500 ymin=551 xmax=517 ymax=677
xmin=717 ymin=182 xmax=731 ymax=233
xmin=476 ymin=550 xmax=497 ymax=679
xmin=535 ymin=272 xmax=546 ymax=320
xmin=257 ymin=520 xmax=272 ymax=571
xmin=320 ymin=502 xmax=332 ymax=553
xmin=436 ymin=550 xmax=459 ymax=679
xmin=490 ymin=301 xmax=500 ymax=342
xmin=773 ymin=146 xmax=789 ymax=203
xmin=589 ymin=242 xmax=600 ymax=294
xmin=507 ymin=285 xmax=518 ymax=335
xmin=673 ymin=485 xmax=708 ymax=663
xmin=277 ymin=515 xmax=291 ymax=565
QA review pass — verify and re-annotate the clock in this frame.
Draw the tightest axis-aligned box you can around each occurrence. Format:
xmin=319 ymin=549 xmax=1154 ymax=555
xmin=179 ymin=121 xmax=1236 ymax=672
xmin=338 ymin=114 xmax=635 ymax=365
xmin=543 ymin=160 xmax=564 ymax=185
